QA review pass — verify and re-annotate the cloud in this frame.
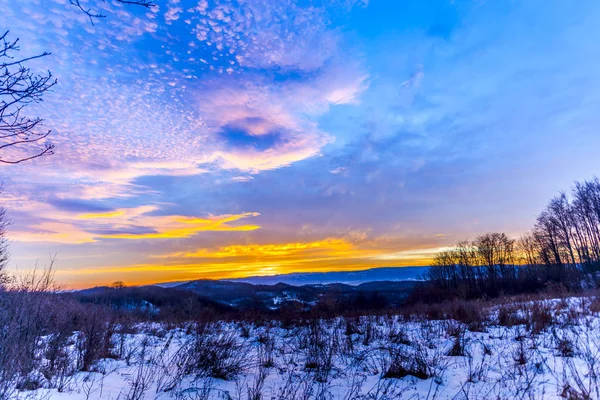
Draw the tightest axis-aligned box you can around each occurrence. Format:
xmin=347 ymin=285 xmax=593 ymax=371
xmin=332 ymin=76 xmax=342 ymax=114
xmin=48 ymin=198 xmax=112 ymax=214
xmin=11 ymin=221 xmax=97 ymax=244
xmin=193 ymin=65 xmax=368 ymax=172
xmin=218 ymin=122 xmax=285 ymax=152
xmin=1 ymin=0 xmax=371 ymax=285
xmin=185 ymin=0 xmax=366 ymax=72
xmin=78 ymin=210 xmax=125 ymax=219
xmin=8 ymin=200 xmax=261 ymax=243
xmin=164 ymin=5 xmax=182 ymax=24
xmin=329 ymin=167 xmax=347 ymax=175
xmin=76 ymin=205 xmax=156 ymax=220
xmin=156 ymin=238 xmax=357 ymax=259
xmin=56 ymin=234 xmax=438 ymax=287
xmin=97 ymin=212 xmax=261 ymax=239
xmin=231 ymin=175 xmax=253 ymax=182
xmin=151 ymin=234 xmax=446 ymax=268
xmin=2 ymin=0 xmax=369 ymax=195
xmin=401 ymin=64 xmax=424 ymax=88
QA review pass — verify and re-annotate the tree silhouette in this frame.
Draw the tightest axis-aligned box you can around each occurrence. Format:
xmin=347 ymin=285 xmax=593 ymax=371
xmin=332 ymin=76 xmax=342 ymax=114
xmin=70 ymin=0 xmax=155 ymax=24
xmin=0 ymin=196 xmax=8 ymax=287
xmin=0 ymin=31 xmax=56 ymax=164
xmin=0 ymin=1 xmax=155 ymax=164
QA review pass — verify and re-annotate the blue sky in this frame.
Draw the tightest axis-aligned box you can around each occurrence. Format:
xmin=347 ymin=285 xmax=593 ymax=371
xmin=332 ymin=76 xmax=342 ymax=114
xmin=1 ymin=0 xmax=600 ymax=287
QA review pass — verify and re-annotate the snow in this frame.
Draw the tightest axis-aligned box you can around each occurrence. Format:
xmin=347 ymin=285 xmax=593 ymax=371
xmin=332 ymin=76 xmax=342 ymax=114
xmin=13 ymin=296 xmax=600 ymax=399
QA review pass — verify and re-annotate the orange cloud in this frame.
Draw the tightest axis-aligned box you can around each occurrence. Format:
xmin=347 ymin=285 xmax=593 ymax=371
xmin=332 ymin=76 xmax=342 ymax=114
xmin=98 ymin=212 xmax=261 ymax=240
xmin=132 ymin=237 xmax=441 ymax=283
xmin=78 ymin=210 xmax=126 ymax=219
xmin=10 ymin=221 xmax=97 ymax=244
xmin=161 ymin=238 xmax=355 ymax=259
xmin=11 ymin=204 xmax=260 ymax=243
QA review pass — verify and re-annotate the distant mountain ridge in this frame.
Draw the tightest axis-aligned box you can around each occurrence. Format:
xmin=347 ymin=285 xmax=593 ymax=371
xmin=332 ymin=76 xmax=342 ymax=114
xmin=162 ymin=266 xmax=428 ymax=309
xmin=153 ymin=266 xmax=428 ymax=288
xmin=73 ymin=267 xmax=428 ymax=314
xmin=74 ymin=267 xmax=428 ymax=313
xmin=224 ymin=266 xmax=428 ymax=286
xmin=75 ymin=279 xmax=419 ymax=313
xmin=172 ymin=279 xmax=418 ymax=309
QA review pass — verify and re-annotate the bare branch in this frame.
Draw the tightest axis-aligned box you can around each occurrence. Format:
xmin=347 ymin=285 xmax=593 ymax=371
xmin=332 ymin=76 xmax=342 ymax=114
xmin=0 ymin=31 xmax=55 ymax=164
xmin=0 ymin=1 xmax=156 ymax=165
xmin=0 ymin=143 xmax=54 ymax=164
xmin=116 ymin=0 xmax=155 ymax=6
xmin=70 ymin=0 xmax=156 ymax=24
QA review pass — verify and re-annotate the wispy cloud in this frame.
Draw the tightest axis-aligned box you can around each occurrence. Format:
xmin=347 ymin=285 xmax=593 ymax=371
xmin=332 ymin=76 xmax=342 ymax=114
xmin=155 ymin=238 xmax=359 ymax=259
xmin=8 ymin=201 xmax=260 ymax=243
xmin=98 ymin=212 xmax=261 ymax=240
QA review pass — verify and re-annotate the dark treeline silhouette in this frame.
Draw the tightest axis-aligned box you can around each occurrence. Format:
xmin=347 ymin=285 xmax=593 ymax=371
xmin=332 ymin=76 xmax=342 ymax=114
xmin=413 ymin=177 xmax=600 ymax=302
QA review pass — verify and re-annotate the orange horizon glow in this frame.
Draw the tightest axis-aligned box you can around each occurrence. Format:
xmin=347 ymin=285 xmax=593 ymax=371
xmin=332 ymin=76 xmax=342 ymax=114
xmin=8 ymin=202 xmax=445 ymax=290
xmin=45 ymin=237 xmax=440 ymax=289
xmin=52 ymin=260 xmax=433 ymax=290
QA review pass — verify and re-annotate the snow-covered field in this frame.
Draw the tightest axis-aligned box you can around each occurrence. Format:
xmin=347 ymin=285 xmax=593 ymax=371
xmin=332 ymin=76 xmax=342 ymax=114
xmin=13 ymin=296 xmax=600 ymax=399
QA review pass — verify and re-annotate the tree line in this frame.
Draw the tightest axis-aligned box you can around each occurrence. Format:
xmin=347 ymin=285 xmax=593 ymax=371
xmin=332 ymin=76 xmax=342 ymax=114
xmin=417 ymin=177 xmax=600 ymax=301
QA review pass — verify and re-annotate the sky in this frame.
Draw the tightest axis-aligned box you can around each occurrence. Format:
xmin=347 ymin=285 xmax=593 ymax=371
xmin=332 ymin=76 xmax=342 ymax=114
xmin=1 ymin=0 xmax=600 ymax=288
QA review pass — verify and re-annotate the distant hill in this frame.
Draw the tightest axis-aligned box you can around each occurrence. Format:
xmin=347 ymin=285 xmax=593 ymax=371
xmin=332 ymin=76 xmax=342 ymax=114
xmin=75 ymin=279 xmax=418 ymax=314
xmin=152 ymin=266 xmax=428 ymax=289
xmin=73 ymin=285 xmax=235 ymax=318
xmin=172 ymin=279 xmax=418 ymax=310
xmin=74 ymin=267 xmax=427 ymax=315
xmin=225 ymin=266 xmax=428 ymax=286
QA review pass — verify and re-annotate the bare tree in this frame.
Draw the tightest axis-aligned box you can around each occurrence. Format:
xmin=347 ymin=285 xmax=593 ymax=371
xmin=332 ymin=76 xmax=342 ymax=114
xmin=0 ymin=193 xmax=8 ymax=287
xmin=1 ymin=1 xmax=155 ymax=165
xmin=0 ymin=31 xmax=56 ymax=164
xmin=474 ymin=232 xmax=516 ymax=290
xmin=69 ymin=0 xmax=155 ymax=24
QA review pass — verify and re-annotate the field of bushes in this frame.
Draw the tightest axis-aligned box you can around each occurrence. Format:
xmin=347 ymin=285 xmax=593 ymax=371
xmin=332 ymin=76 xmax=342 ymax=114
xmin=3 ymin=274 xmax=600 ymax=400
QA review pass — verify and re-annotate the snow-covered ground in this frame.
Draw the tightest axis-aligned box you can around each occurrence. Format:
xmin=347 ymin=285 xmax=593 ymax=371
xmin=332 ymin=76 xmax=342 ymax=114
xmin=13 ymin=296 xmax=600 ymax=399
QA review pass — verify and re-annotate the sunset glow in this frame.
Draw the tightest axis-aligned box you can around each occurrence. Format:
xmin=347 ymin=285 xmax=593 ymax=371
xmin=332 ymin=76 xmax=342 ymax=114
xmin=3 ymin=0 xmax=600 ymax=288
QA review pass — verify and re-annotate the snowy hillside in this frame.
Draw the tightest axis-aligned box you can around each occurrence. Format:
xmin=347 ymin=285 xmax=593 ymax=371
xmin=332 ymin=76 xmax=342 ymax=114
xmin=13 ymin=294 xmax=600 ymax=399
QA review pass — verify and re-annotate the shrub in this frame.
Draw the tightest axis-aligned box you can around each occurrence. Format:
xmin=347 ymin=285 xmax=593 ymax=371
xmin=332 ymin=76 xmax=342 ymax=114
xmin=556 ymin=337 xmax=575 ymax=358
xmin=172 ymin=322 xmax=248 ymax=381
xmin=383 ymin=347 xmax=430 ymax=380
xmin=525 ymin=301 xmax=554 ymax=334
xmin=445 ymin=300 xmax=489 ymax=332
xmin=303 ymin=318 xmax=336 ymax=383
xmin=446 ymin=334 xmax=466 ymax=357
xmin=498 ymin=304 xmax=526 ymax=327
